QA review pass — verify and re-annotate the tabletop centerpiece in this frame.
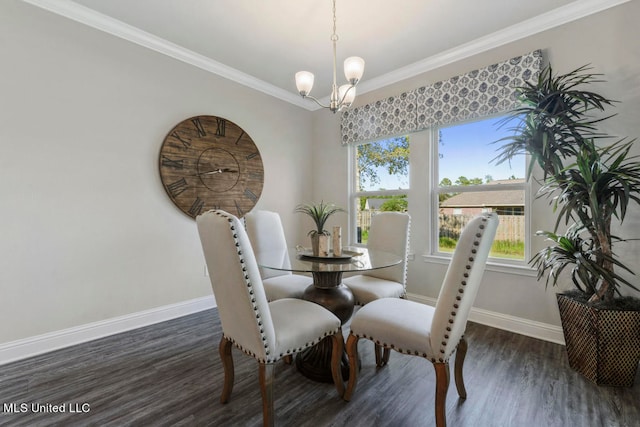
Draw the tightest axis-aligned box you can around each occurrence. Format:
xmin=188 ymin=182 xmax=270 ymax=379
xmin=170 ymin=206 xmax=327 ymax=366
xmin=295 ymin=201 xmax=345 ymax=257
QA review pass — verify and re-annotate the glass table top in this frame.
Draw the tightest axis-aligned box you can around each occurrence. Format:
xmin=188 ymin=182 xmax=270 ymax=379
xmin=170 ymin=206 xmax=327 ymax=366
xmin=257 ymin=246 xmax=402 ymax=274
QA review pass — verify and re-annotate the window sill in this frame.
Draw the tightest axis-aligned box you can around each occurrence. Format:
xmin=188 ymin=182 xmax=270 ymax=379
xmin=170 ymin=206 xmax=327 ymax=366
xmin=421 ymin=254 xmax=538 ymax=277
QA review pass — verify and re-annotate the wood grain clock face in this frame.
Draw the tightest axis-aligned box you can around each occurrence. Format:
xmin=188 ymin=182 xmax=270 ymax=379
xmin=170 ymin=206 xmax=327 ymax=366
xmin=159 ymin=115 xmax=264 ymax=219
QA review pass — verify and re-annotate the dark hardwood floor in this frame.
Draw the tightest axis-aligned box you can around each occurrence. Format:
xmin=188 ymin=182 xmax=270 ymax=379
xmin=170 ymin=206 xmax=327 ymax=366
xmin=1 ymin=308 xmax=638 ymax=427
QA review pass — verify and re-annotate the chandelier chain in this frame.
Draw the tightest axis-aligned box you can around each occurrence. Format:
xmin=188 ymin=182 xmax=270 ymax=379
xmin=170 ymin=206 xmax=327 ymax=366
xmin=331 ymin=0 xmax=338 ymax=42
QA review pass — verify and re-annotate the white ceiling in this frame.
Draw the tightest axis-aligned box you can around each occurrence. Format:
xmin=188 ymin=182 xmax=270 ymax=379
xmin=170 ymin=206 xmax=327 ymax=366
xmin=24 ymin=0 xmax=629 ymax=110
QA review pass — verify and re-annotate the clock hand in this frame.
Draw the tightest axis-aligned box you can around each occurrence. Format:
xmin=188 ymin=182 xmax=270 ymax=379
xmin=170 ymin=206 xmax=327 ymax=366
xmin=194 ymin=168 xmax=238 ymax=176
xmin=191 ymin=169 xmax=221 ymax=176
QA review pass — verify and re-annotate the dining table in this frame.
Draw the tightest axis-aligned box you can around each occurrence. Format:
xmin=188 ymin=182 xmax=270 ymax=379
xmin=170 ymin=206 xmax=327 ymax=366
xmin=257 ymin=246 xmax=402 ymax=383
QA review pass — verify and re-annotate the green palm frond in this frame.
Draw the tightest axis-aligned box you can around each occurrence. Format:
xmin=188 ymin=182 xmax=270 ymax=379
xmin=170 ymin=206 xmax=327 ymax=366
xmin=492 ymin=63 xmax=640 ymax=303
xmin=295 ymin=201 xmax=345 ymax=236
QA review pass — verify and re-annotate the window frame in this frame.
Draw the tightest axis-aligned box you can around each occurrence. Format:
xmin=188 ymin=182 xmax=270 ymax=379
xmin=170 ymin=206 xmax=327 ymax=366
xmin=429 ymin=118 xmax=531 ymax=266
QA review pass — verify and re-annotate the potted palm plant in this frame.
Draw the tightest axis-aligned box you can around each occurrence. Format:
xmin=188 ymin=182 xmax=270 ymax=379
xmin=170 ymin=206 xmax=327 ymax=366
xmin=295 ymin=201 xmax=345 ymax=256
xmin=494 ymin=64 xmax=640 ymax=386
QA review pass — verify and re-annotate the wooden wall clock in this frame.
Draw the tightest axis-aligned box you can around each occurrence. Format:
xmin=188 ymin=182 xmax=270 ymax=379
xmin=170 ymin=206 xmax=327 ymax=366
xmin=159 ymin=115 xmax=264 ymax=219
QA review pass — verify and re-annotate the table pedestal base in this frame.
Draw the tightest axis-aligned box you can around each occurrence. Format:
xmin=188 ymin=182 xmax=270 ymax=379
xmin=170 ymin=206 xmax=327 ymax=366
xmin=295 ymin=337 xmax=350 ymax=383
xmin=298 ymin=275 xmax=355 ymax=382
xmin=302 ymin=278 xmax=354 ymax=324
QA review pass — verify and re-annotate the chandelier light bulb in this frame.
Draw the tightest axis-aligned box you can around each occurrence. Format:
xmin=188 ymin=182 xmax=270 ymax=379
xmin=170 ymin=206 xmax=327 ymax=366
xmin=344 ymin=56 xmax=365 ymax=85
xmin=295 ymin=71 xmax=315 ymax=96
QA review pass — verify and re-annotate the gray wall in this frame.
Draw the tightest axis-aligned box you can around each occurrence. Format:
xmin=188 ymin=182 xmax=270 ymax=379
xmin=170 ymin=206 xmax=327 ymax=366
xmin=0 ymin=1 xmax=313 ymax=346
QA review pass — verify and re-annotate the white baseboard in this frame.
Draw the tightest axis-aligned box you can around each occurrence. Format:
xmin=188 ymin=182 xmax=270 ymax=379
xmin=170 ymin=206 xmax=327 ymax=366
xmin=0 ymin=296 xmax=216 ymax=366
xmin=0 ymin=293 xmax=564 ymax=366
xmin=407 ymin=293 xmax=566 ymax=345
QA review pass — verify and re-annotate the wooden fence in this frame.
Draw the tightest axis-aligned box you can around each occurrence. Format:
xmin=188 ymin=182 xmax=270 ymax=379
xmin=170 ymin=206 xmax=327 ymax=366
xmin=439 ymin=213 xmax=525 ymax=242
xmin=358 ymin=211 xmax=525 ymax=242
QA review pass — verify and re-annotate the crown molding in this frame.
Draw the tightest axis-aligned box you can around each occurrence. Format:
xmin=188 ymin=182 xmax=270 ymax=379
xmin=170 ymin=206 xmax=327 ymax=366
xmin=353 ymin=0 xmax=631 ymax=98
xmin=22 ymin=0 xmax=630 ymax=112
xmin=20 ymin=0 xmax=311 ymax=109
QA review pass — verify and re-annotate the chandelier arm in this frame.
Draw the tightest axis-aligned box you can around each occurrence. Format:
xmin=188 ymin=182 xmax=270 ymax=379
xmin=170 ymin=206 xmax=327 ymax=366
xmin=301 ymin=94 xmax=331 ymax=109
xmin=337 ymin=84 xmax=356 ymax=105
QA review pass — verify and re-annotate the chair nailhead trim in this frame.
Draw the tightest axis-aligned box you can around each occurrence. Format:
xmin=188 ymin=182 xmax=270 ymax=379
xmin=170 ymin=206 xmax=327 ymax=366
xmin=351 ymin=213 xmax=494 ymax=366
xmin=217 ymin=210 xmax=273 ymax=360
xmin=351 ymin=333 xmax=430 ymax=360
xmin=436 ymin=212 xmax=493 ymax=361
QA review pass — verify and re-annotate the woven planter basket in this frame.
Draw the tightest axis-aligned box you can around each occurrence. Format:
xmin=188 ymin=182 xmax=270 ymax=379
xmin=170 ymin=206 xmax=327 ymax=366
xmin=557 ymin=293 xmax=640 ymax=387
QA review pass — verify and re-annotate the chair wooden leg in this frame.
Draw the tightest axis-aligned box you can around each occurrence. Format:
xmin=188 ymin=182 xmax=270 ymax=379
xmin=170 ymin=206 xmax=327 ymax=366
xmin=259 ymin=363 xmax=275 ymax=427
xmin=283 ymin=355 xmax=293 ymax=365
xmin=374 ymin=344 xmax=382 ymax=366
xmin=375 ymin=344 xmax=391 ymax=367
xmin=218 ymin=336 xmax=234 ymax=404
xmin=454 ymin=337 xmax=468 ymax=399
xmin=382 ymin=348 xmax=391 ymax=365
xmin=330 ymin=330 xmax=345 ymax=397
xmin=433 ymin=362 xmax=450 ymax=427
xmin=343 ymin=334 xmax=359 ymax=401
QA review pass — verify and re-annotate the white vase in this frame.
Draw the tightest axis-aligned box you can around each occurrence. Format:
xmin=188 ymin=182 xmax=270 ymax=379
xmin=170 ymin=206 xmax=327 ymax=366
xmin=312 ymin=234 xmax=330 ymax=257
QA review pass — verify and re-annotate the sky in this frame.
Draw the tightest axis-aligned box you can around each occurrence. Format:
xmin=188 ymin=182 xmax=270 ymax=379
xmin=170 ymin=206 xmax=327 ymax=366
xmin=439 ymin=116 xmax=524 ymax=184
xmin=361 ymin=115 xmax=524 ymax=191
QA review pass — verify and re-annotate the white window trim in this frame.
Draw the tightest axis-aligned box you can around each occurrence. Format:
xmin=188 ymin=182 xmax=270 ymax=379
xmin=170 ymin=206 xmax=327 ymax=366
xmin=428 ymin=123 xmax=532 ymax=267
xmin=421 ymin=253 xmax=538 ymax=277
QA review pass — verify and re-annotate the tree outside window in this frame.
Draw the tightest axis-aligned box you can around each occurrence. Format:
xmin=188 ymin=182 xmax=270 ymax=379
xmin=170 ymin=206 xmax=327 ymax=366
xmin=353 ymin=136 xmax=409 ymax=243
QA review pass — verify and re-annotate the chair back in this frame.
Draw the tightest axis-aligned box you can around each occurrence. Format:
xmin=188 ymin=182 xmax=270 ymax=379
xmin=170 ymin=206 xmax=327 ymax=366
xmin=197 ymin=210 xmax=277 ymax=362
xmin=430 ymin=212 xmax=498 ymax=361
xmin=365 ymin=212 xmax=410 ymax=286
xmin=245 ymin=210 xmax=293 ymax=280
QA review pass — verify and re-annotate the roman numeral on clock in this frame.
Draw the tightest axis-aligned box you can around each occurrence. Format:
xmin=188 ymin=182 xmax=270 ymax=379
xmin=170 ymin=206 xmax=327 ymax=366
xmin=167 ymin=178 xmax=188 ymax=197
xmin=161 ymin=155 xmax=183 ymax=169
xmin=244 ymin=189 xmax=258 ymax=203
xmin=188 ymin=197 xmax=205 ymax=216
xmin=234 ymin=130 xmax=245 ymax=145
xmin=215 ymin=118 xmax=226 ymax=137
xmin=192 ymin=118 xmax=206 ymax=137
xmin=234 ymin=200 xmax=245 ymax=217
xmin=171 ymin=131 xmax=191 ymax=148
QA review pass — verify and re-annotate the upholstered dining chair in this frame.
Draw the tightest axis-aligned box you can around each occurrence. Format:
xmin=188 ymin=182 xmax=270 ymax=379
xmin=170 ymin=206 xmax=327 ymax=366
xmin=343 ymin=212 xmax=499 ymax=427
xmin=342 ymin=211 xmax=410 ymax=364
xmin=196 ymin=210 xmax=344 ymax=427
xmin=245 ymin=210 xmax=311 ymax=301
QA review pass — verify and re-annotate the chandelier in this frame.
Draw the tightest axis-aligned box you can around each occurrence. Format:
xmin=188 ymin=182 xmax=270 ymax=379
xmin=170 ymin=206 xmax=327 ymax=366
xmin=295 ymin=0 xmax=365 ymax=113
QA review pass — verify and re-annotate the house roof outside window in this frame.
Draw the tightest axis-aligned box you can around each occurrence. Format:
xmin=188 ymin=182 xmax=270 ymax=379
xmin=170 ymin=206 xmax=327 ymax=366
xmin=440 ymin=179 xmax=524 ymax=208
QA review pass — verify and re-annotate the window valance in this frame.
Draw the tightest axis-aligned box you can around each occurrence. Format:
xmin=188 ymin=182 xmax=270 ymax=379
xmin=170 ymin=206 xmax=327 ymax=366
xmin=340 ymin=50 xmax=543 ymax=145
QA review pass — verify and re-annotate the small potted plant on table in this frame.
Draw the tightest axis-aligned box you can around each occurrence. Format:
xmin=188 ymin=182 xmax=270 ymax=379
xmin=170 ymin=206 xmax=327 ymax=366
xmin=295 ymin=201 xmax=345 ymax=257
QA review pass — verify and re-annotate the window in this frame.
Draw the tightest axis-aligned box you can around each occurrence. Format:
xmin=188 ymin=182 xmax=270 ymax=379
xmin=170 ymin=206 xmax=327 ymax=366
xmin=352 ymin=136 xmax=409 ymax=244
xmin=433 ymin=116 xmax=527 ymax=261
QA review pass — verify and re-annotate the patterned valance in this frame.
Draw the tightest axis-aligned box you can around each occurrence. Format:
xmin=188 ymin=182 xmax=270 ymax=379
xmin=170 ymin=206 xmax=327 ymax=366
xmin=340 ymin=50 xmax=543 ymax=145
